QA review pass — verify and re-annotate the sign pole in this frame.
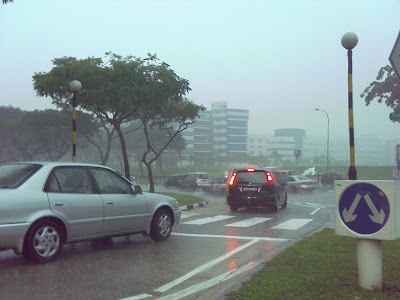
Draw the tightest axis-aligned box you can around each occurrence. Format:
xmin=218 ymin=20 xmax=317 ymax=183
xmin=357 ymin=239 xmax=382 ymax=290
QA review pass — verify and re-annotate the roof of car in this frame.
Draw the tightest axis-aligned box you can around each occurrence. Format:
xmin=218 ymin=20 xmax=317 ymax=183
xmin=5 ymin=161 xmax=113 ymax=169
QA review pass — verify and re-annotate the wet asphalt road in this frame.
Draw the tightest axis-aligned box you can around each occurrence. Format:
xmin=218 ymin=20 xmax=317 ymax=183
xmin=0 ymin=187 xmax=335 ymax=300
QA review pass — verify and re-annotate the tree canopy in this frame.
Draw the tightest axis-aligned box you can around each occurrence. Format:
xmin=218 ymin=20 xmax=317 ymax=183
xmin=360 ymin=65 xmax=400 ymax=117
xmin=33 ymin=52 xmax=204 ymax=190
xmin=0 ymin=106 xmax=99 ymax=163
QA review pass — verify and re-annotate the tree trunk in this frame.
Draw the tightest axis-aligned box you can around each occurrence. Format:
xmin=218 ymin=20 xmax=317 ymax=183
xmin=144 ymin=161 xmax=155 ymax=193
xmin=102 ymin=127 xmax=114 ymax=165
xmin=114 ymin=123 xmax=131 ymax=179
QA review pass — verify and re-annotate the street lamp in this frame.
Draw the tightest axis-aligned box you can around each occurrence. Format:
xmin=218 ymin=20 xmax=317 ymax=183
xmin=341 ymin=32 xmax=358 ymax=180
xmin=315 ymin=108 xmax=329 ymax=172
xmin=69 ymin=80 xmax=82 ymax=162
xmin=342 ymin=32 xmax=380 ymax=292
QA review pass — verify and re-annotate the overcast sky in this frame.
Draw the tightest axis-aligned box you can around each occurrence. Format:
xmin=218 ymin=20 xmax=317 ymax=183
xmin=1 ymin=0 xmax=400 ymax=140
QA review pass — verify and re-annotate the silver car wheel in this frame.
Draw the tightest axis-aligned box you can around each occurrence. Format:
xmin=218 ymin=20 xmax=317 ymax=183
xmin=33 ymin=225 xmax=60 ymax=258
xmin=158 ymin=213 xmax=171 ymax=237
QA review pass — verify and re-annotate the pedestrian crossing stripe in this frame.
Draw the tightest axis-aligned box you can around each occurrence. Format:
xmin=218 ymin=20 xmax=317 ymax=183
xmin=271 ymin=219 xmax=313 ymax=230
xmin=182 ymin=215 xmax=235 ymax=225
xmin=225 ymin=217 xmax=272 ymax=227
xmin=180 ymin=215 xmax=313 ymax=230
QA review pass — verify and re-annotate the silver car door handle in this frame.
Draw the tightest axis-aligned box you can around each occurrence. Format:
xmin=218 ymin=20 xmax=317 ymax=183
xmin=54 ymin=202 xmax=64 ymax=206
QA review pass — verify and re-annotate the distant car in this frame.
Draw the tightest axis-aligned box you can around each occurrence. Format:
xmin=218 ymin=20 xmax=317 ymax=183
xmin=226 ymin=168 xmax=287 ymax=212
xmin=321 ymin=172 xmax=347 ymax=186
xmin=164 ymin=175 xmax=185 ymax=188
xmin=179 ymin=172 xmax=210 ymax=190
xmin=284 ymin=175 xmax=318 ymax=192
xmin=206 ymin=175 xmax=228 ymax=195
xmin=0 ymin=162 xmax=181 ymax=263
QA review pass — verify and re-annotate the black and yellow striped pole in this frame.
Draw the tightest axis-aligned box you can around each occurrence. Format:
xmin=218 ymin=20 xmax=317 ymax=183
xmin=69 ymin=80 xmax=82 ymax=162
xmin=341 ymin=32 xmax=358 ymax=180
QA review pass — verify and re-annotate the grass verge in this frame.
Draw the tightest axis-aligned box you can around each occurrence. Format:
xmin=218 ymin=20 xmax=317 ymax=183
xmin=226 ymin=229 xmax=400 ymax=300
xmin=158 ymin=192 xmax=206 ymax=207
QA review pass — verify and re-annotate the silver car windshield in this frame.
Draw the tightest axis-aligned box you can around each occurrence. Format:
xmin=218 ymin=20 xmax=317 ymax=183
xmin=0 ymin=163 xmax=42 ymax=188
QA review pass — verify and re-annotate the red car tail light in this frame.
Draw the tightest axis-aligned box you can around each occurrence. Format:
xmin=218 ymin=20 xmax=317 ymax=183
xmin=301 ymin=180 xmax=307 ymax=184
xmin=229 ymin=172 xmax=237 ymax=185
xmin=266 ymin=172 xmax=273 ymax=182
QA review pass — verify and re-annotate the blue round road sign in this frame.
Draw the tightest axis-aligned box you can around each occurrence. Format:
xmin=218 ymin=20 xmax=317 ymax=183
xmin=339 ymin=183 xmax=390 ymax=234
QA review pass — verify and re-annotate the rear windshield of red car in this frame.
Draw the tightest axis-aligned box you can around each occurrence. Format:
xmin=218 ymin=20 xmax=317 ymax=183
xmin=0 ymin=163 xmax=42 ymax=188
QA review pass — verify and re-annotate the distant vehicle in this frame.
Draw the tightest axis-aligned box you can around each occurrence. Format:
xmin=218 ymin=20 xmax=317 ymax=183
xmin=179 ymin=172 xmax=210 ymax=190
xmin=226 ymin=168 xmax=287 ymax=212
xmin=320 ymin=172 xmax=347 ymax=186
xmin=283 ymin=175 xmax=318 ymax=192
xmin=164 ymin=175 xmax=185 ymax=188
xmin=206 ymin=175 xmax=228 ymax=195
xmin=0 ymin=162 xmax=181 ymax=263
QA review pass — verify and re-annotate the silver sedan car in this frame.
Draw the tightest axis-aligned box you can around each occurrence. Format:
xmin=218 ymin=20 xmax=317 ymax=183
xmin=0 ymin=162 xmax=181 ymax=263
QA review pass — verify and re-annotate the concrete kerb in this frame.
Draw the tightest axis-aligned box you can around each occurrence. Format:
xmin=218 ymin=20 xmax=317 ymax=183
xmin=179 ymin=201 xmax=208 ymax=211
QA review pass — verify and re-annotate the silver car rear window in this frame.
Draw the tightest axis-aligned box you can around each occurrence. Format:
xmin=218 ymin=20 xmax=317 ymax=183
xmin=0 ymin=163 xmax=42 ymax=188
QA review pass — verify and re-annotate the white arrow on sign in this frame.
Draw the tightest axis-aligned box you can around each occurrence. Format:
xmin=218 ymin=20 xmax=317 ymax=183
xmin=342 ymin=193 xmax=362 ymax=223
xmin=364 ymin=194 xmax=386 ymax=224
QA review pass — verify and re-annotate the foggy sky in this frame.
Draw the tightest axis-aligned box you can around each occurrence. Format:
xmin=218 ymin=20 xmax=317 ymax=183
xmin=1 ymin=0 xmax=400 ymax=140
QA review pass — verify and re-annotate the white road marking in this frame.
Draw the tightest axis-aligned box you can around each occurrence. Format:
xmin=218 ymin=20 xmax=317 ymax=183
xmin=181 ymin=215 xmax=235 ymax=225
xmin=155 ymin=238 xmax=260 ymax=293
xmin=291 ymin=202 xmax=322 ymax=208
xmin=157 ymin=262 xmax=258 ymax=300
xmin=311 ymin=208 xmax=320 ymax=215
xmin=305 ymin=202 xmax=323 ymax=207
xmin=120 ymin=293 xmax=152 ymax=300
xmin=225 ymin=217 xmax=272 ymax=227
xmin=172 ymin=232 xmax=288 ymax=242
xmin=271 ymin=219 xmax=313 ymax=230
xmin=180 ymin=212 xmax=200 ymax=219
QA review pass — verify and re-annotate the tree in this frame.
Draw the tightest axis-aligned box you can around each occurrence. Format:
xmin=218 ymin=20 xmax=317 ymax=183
xmin=270 ymin=151 xmax=283 ymax=166
xmin=33 ymin=54 xmax=141 ymax=178
xmin=33 ymin=53 xmax=204 ymax=188
xmin=84 ymin=118 xmax=116 ymax=165
xmin=2 ymin=0 xmax=13 ymax=4
xmin=0 ymin=107 xmax=99 ymax=162
xmin=360 ymin=65 xmax=400 ymax=117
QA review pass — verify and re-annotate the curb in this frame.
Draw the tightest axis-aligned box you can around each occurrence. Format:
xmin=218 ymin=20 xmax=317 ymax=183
xmin=179 ymin=201 xmax=208 ymax=211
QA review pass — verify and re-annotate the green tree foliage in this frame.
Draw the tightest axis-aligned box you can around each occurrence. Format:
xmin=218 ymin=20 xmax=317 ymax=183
xmin=0 ymin=106 xmax=98 ymax=162
xmin=33 ymin=54 xmax=147 ymax=178
xmin=33 ymin=53 xmax=204 ymax=189
xmin=360 ymin=65 xmax=400 ymax=118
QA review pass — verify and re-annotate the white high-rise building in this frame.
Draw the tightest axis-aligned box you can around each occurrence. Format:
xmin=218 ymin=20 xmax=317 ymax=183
xmin=182 ymin=101 xmax=249 ymax=158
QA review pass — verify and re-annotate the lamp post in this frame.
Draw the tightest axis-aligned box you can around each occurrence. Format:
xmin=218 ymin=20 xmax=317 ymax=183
xmin=341 ymin=32 xmax=358 ymax=180
xmin=315 ymin=108 xmax=329 ymax=172
xmin=69 ymin=80 xmax=82 ymax=162
xmin=342 ymin=32 xmax=380 ymax=292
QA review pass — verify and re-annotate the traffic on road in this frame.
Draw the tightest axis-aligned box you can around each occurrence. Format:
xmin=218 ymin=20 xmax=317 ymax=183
xmin=0 ymin=176 xmax=334 ymax=300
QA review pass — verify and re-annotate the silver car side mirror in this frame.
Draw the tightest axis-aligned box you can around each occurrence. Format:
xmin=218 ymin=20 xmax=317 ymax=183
xmin=133 ymin=185 xmax=143 ymax=194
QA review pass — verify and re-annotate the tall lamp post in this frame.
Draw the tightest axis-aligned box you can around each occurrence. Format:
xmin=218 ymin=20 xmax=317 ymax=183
xmin=315 ymin=108 xmax=329 ymax=172
xmin=341 ymin=32 xmax=358 ymax=180
xmin=69 ymin=80 xmax=82 ymax=162
xmin=342 ymin=32 xmax=380 ymax=292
